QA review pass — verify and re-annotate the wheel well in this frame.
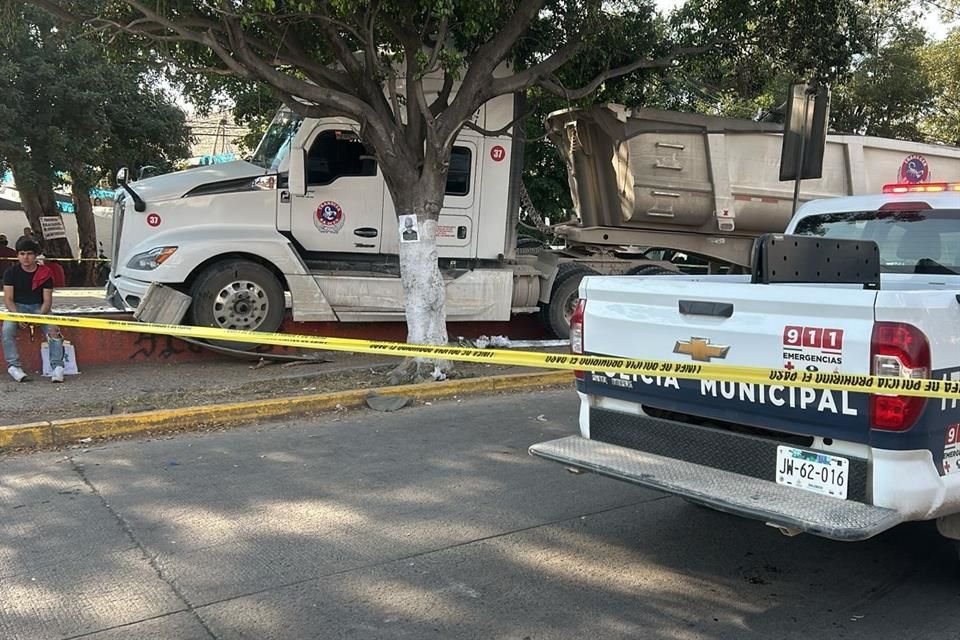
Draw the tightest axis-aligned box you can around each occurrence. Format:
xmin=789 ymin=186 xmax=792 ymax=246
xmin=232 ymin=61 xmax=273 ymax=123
xmin=183 ymin=253 xmax=290 ymax=293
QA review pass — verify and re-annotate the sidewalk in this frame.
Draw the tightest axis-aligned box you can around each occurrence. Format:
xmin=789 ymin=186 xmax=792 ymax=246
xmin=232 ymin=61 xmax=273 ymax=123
xmin=0 ymin=347 xmax=573 ymax=455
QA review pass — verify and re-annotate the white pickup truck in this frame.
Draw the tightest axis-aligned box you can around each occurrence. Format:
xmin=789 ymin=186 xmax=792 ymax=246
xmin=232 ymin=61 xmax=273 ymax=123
xmin=531 ymin=182 xmax=960 ymax=548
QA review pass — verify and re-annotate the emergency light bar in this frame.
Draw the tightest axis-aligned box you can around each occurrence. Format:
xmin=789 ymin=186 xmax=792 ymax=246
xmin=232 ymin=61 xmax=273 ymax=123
xmin=882 ymin=182 xmax=960 ymax=194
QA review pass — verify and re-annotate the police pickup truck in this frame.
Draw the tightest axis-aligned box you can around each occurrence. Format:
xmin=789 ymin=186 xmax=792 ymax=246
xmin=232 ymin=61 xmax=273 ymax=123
xmin=530 ymin=182 xmax=960 ymax=547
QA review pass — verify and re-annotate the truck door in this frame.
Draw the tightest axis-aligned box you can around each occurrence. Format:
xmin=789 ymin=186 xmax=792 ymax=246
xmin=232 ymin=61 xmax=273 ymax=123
xmin=380 ymin=141 xmax=478 ymax=259
xmin=287 ymin=128 xmax=384 ymax=253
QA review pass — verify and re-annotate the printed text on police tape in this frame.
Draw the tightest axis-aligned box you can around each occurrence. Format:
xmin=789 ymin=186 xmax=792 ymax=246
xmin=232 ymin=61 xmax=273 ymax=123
xmin=2 ymin=311 xmax=960 ymax=400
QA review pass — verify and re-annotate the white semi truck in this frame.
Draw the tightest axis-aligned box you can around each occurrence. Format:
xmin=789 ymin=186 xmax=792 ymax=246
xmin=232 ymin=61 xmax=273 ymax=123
xmin=107 ymin=100 xmax=960 ymax=341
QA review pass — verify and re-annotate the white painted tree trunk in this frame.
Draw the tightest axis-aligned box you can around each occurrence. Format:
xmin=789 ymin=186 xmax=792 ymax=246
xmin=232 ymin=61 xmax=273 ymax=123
xmin=397 ymin=218 xmax=449 ymax=378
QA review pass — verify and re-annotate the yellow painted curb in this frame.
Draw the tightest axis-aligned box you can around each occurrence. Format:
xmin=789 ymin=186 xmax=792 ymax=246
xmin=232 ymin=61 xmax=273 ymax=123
xmin=0 ymin=422 xmax=54 ymax=449
xmin=2 ymin=370 xmax=573 ymax=450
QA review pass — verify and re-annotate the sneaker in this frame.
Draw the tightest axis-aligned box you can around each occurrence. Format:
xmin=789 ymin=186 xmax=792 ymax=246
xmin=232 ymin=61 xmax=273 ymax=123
xmin=8 ymin=366 xmax=28 ymax=382
xmin=51 ymin=366 xmax=64 ymax=383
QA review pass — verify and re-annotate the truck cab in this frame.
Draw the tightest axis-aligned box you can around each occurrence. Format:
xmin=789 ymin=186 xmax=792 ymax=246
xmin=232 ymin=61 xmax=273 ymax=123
xmin=108 ymin=91 xmax=540 ymax=333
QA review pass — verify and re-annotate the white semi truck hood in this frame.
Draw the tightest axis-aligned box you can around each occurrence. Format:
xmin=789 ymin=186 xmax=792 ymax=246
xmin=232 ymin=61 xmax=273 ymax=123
xmin=129 ymin=160 xmax=267 ymax=203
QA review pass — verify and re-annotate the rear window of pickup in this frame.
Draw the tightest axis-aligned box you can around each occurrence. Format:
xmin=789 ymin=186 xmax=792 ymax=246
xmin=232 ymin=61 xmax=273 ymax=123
xmin=794 ymin=209 xmax=960 ymax=275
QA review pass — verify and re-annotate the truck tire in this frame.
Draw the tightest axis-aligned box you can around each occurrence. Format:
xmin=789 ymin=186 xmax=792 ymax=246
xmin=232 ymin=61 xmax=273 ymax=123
xmin=542 ymin=263 xmax=598 ymax=339
xmin=626 ymin=265 xmax=678 ymax=276
xmin=189 ymin=260 xmax=285 ymax=350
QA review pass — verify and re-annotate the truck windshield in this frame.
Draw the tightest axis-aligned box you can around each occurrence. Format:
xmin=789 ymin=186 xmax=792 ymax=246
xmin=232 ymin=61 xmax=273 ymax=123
xmin=250 ymin=110 xmax=304 ymax=170
xmin=794 ymin=209 xmax=960 ymax=275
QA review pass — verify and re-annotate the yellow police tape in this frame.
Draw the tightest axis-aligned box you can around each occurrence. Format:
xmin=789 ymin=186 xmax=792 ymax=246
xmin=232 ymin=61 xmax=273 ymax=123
xmin=2 ymin=311 xmax=959 ymax=401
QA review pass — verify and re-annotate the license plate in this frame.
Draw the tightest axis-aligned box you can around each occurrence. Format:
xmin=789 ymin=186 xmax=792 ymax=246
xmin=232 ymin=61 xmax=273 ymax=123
xmin=775 ymin=446 xmax=849 ymax=499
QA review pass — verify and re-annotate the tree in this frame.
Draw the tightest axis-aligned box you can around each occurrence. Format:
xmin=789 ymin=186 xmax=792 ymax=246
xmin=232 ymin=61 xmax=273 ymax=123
xmin=0 ymin=4 xmax=192 ymax=281
xmin=26 ymin=0 xmax=709 ymax=378
xmin=829 ymin=4 xmax=933 ymax=140
xmin=0 ymin=6 xmax=77 ymax=259
xmin=921 ymin=28 xmax=960 ymax=145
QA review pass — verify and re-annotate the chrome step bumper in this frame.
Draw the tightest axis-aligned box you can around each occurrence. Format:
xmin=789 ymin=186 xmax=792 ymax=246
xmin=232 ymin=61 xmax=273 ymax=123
xmin=529 ymin=436 xmax=903 ymax=541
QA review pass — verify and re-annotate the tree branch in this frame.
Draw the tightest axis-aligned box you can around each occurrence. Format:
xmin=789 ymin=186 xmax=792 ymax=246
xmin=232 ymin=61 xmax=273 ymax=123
xmin=533 ymin=44 xmax=711 ymax=102
xmin=262 ymin=22 xmax=352 ymax=93
xmin=487 ymin=39 xmax=584 ymax=97
xmin=461 ymin=107 xmax=535 ymax=138
xmin=441 ymin=0 xmax=547 ymax=140
xmin=429 ymin=71 xmax=455 ymax=117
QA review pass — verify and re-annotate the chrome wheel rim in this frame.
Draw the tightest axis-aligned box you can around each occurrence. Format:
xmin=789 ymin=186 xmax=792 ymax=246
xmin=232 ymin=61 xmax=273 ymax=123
xmin=213 ymin=280 xmax=269 ymax=330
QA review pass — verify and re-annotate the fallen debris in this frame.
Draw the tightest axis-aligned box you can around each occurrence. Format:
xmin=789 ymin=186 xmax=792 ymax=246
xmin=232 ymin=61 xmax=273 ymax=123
xmin=365 ymin=393 xmax=412 ymax=412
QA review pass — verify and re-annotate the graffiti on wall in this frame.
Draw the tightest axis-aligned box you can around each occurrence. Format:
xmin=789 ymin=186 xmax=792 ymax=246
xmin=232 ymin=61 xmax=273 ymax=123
xmin=128 ymin=333 xmax=295 ymax=361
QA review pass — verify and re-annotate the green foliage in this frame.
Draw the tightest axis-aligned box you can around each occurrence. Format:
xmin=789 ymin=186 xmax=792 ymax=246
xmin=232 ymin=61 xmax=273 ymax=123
xmin=921 ymin=29 xmax=960 ymax=145
xmin=22 ymin=0 xmax=949 ymax=226
xmin=831 ymin=23 xmax=933 ymax=139
xmin=0 ymin=3 xmax=191 ymax=187
xmin=518 ymin=0 xmax=874 ymax=224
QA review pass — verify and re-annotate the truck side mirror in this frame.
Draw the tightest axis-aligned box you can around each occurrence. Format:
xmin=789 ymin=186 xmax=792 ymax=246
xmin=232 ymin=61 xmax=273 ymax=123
xmin=116 ymin=167 xmax=129 ymax=185
xmin=288 ymin=148 xmax=307 ymax=197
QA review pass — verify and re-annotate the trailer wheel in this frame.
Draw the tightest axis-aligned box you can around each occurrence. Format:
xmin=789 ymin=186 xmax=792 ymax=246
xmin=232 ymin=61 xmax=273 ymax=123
xmin=189 ymin=260 xmax=285 ymax=350
xmin=626 ymin=265 xmax=678 ymax=276
xmin=542 ymin=263 xmax=598 ymax=339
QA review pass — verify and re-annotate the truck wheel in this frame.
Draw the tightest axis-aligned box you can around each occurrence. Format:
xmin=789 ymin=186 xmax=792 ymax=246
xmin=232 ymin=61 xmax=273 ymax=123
xmin=626 ymin=265 xmax=677 ymax=276
xmin=542 ymin=263 xmax=597 ymax=339
xmin=189 ymin=260 xmax=285 ymax=350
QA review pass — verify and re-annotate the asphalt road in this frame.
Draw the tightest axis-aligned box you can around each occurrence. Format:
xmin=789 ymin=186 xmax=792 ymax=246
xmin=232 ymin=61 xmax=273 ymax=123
xmin=1 ymin=390 xmax=958 ymax=640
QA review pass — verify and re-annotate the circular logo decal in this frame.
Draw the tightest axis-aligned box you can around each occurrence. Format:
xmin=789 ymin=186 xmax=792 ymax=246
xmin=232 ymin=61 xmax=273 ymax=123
xmin=899 ymin=154 xmax=929 ymax=184
xmin=490 ymin=145 xmax=506 ymax=162
xmin=146 ymin=213 xmax=161 ymax=227
xmin=315 ymin=201 xmax=344 ymax=234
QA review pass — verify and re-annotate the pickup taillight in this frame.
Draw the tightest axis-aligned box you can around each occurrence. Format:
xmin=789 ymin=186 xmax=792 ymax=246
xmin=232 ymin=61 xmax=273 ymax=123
xmin=570 ymin=299 xmax=586 ymax=380
xmin=870 ymin=322 xmax=930 ymax=431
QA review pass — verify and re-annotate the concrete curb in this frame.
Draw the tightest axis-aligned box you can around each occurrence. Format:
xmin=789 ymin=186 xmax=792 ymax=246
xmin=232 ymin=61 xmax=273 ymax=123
xmin=0 ymin=370 xmax=573 ymax=450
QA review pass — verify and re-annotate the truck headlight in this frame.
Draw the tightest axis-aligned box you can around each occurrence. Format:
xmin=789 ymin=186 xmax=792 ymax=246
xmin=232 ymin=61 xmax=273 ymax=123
xmin=127 ymin=246 xmax=177 ymax=270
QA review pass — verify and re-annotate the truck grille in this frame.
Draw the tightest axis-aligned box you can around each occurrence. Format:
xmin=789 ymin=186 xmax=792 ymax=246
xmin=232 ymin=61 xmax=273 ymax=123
xmin=590 ymin=408 xmax=869 ymax=503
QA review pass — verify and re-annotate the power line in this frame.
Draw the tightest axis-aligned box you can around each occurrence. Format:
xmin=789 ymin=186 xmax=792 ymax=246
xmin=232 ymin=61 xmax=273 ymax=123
xmin=918 ymin=0 xmax=960 ymax=23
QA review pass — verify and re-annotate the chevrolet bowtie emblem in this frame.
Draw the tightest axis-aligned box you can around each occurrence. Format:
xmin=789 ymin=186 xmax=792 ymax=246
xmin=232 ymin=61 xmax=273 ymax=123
xmin=673 ymin=337 xmax=729 ymax=362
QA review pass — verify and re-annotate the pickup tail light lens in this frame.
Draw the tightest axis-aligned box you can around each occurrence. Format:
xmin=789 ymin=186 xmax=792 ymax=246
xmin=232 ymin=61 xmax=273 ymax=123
xmin=870 ymin=322 xmax=930 ymax=431
xmin=570 ymin=299 xmax=586 ymax=380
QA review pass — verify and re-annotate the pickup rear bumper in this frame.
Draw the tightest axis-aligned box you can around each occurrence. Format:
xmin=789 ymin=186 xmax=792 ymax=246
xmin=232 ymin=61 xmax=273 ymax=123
xmin=529 ymin=435 xmax=903 ymax=541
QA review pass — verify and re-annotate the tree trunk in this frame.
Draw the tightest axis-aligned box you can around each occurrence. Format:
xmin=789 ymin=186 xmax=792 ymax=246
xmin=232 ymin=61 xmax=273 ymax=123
xmin=399 ymin=218 xmax=448 ymax=345
xmin=10 ymin=165 xmax=74 ymax=260
xmin=70 ymin=177 xmax=99 ymax=286
xmin=387 ymin=183 xmax=450 ymax=384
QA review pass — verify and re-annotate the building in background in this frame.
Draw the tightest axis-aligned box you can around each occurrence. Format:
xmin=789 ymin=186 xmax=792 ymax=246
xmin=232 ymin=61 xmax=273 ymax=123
xmin=180 ymin=110 xmax=250 ymax=169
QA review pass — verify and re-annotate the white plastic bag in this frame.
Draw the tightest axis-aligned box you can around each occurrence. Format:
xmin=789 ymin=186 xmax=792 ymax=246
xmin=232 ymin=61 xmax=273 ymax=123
xmin=41 ymin=340 xmax=80 ymax=376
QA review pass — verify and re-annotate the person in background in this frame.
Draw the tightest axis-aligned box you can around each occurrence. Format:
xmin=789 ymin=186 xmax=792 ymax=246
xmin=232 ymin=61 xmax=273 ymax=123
xmin=0 ymin=235 xmax=15 ymax=278
xmin=2 ymin=237 xmax=64 ymax=382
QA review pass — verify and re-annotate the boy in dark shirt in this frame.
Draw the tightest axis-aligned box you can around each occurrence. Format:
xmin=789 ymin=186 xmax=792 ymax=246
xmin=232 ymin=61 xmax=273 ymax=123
xmin=2 ymin=238 xmax=64 ymax=382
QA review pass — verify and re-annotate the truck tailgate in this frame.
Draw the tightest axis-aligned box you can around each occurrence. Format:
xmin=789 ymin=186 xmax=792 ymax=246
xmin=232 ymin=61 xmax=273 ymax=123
xmin=581 ymin=276 xmax=877 ymax=440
